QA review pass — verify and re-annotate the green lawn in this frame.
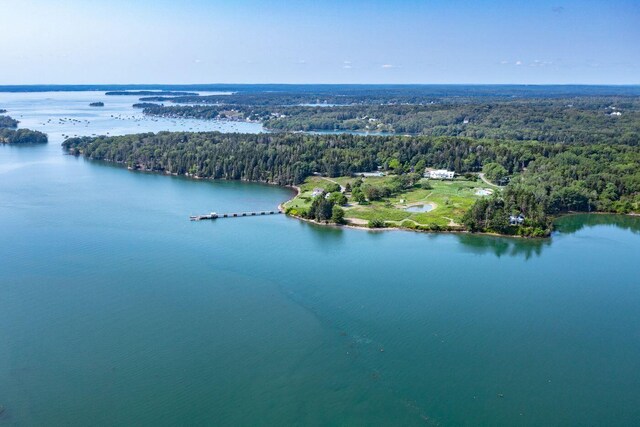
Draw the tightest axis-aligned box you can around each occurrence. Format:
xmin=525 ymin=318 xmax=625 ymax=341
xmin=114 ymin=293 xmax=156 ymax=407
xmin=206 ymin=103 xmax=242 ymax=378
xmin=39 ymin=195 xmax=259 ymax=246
xmin=284 ymin=175 xmax=496 ymax=229
xmin=283 ymin=176 xmax=342 ymax=213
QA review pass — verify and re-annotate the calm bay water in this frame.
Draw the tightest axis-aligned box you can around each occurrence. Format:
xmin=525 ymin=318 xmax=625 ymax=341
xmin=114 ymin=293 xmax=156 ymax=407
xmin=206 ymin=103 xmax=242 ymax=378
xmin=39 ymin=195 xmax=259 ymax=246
xmin=1 ymin=92 xmax=640 ymax=426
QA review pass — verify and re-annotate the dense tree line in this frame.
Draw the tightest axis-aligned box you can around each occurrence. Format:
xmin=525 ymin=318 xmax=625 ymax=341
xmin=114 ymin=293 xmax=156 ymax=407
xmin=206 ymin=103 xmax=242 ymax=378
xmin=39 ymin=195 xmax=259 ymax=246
xmin=0 ymin=113 xmax=48 ymax=144
xmin=137 ymin=99 xmax=640 ymax=145
xmin=266 ymin=102 xmax=640 ymax=146
xmin=106 ymin=91 xmax=198 ymax=96
xmin=136 ymin=103 xmax=273 ymax=122
xmin=62 ymin=131 xmax=639 ymax=235
xmin=138 ymin=85 xmax=640 ymax=106
xmin=0 ymin=128 xmax=48 ymax=144
xmin=0 ymin=115 xmax=19 ymax=128
xmin=463 ymin=144 xmax=640 ymax=235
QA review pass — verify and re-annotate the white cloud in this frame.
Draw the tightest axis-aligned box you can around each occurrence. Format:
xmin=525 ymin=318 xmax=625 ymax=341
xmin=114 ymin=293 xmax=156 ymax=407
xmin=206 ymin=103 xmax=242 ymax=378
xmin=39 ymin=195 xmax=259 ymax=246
xmin=381 ymin=64 xmax=394 ymax=68
xmin=194 ymin=59 xmax=202 ymax=64
xmin=343 ymin=64 xmax=352 ymax=69
xmin=529 ymin=59 xmax=554 ymax=67
xmin=515 ymin=60 xmax=522 ymax=66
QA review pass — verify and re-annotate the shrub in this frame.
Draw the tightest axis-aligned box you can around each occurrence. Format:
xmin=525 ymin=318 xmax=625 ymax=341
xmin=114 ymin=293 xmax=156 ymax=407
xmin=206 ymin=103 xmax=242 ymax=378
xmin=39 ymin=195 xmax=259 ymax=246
xmin=368 ymin=218 xmax=386 ymax=228
xmin=328 ymin=192 xmax=348 ymax=206
xmin=325 ymin=183 xmax=341 ymax=193
xmin=331 ymin=205 xmax=346 ymax=224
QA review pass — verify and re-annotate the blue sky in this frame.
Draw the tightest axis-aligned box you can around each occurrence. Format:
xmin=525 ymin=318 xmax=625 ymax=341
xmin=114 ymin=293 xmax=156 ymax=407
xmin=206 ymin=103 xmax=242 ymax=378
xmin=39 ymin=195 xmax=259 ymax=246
xmin=1 ymin=0 xmax=638 ymax=84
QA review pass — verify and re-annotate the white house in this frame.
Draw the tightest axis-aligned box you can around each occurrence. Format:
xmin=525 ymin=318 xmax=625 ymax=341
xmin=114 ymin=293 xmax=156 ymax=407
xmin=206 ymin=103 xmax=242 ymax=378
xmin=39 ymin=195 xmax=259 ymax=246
xmin=425 ymin=169 xmax=455 ymax=180
xmin=353 ymin=171 xmax=385 ymax=177
xmin=311 ymin=188 xmax=324 ymax=197
xmin=509 ymin=214 xmax=525 ymax=226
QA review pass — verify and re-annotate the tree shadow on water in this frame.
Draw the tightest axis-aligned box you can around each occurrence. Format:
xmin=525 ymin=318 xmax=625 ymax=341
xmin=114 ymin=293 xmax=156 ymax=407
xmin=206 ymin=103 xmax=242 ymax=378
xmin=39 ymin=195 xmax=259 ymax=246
xmin=456 ymin=214 xmax=640 ymax=259
xmin=455 ymin=233 xmax=551 ymax=260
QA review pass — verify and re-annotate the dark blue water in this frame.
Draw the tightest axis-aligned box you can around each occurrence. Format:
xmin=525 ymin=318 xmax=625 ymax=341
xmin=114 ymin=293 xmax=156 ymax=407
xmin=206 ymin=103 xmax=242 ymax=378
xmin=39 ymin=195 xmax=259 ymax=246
xmin=1 ymin=92 xmax=640 ymax=426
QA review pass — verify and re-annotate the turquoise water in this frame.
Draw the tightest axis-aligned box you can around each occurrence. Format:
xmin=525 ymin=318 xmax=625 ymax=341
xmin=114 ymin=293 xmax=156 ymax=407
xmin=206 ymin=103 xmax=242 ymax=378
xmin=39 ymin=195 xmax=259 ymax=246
xmin=1 ymin=93 xmax=640 ymax=426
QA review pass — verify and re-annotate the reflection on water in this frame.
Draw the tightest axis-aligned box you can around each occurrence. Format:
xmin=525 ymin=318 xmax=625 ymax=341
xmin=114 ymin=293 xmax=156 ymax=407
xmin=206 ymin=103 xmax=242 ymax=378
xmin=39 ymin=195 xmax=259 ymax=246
xmin=455 ymin=233 xmax=551 ymax=259
xmin=293 ymin=213 xmax=640 ymax=260
xmin=555 ymin=213 xmax=640 ymax=235
xmin=452 ymin=214 xmax=639 ymax=259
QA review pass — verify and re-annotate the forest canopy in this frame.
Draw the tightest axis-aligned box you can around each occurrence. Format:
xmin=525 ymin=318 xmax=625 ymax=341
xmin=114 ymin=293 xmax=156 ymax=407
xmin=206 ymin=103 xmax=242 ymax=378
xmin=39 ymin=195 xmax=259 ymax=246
xmin=0 ymin=128 xmax=48 ymax=144
xmin=63 ymin=131 xmax=639 ymax=236
xmin=136 ymin=98 xmax=640 ymax=146
xmin=0 ymin=113 xmax=48 ymax=144
xmin=0 ymin=115 xmax=19 ymax=128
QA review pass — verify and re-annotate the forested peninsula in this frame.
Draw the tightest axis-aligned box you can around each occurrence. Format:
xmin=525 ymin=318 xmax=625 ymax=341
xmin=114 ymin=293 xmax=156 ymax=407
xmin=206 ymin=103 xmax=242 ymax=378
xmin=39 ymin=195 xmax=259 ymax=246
xmin=106 ymin=91 xmax=198 ymax=96
xmin=0 ymin=115 xmax=19 ymax=128
xmin=0 ymin=112 xmax=48 ymax=144
xmin=63 ymin=132 xmax=639 ymax=237
xmin=135 ymin=96 xmax=640 ymax=145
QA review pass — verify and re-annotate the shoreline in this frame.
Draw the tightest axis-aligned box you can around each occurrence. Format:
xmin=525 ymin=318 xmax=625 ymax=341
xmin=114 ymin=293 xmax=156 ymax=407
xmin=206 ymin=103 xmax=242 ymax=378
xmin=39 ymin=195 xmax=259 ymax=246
xmin=286 ymin=211 xmax=539 ymax=239
xmin=274 ymin=183 xmax=639 ymax=240
xmin=68 ymin=153 xmax=639 ymax=239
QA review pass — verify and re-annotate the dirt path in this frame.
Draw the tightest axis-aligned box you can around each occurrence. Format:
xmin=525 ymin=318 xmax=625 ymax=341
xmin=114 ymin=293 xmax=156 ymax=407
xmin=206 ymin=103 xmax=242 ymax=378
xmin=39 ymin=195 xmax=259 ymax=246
xmin=443 ymin=217 xmax=459 ymax=227
xmin=321 ymin=177 xmax=346 ymax=192
xmin=478 ymin=173 xmax=500 ymax=188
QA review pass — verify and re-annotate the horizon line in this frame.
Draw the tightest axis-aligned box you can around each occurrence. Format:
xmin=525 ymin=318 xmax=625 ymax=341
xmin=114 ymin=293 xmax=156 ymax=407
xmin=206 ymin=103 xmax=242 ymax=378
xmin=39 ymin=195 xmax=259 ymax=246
xmin=1 ymin=83 xmax=640 ymax=87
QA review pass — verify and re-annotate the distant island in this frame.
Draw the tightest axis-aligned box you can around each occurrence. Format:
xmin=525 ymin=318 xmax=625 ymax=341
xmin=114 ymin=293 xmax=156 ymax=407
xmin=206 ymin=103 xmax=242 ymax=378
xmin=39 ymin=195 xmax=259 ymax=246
xmin=62 ymin=131 xmax=639 ymax=237
xmin=0 ymin=113 xmax=48 ymax=144
xmin=132 ymin=102 xmax=161 ymax=109
xmin=89 ymin=102 xmax=104 ymax=107
xmin=0 ymin=115 xmax=19 ymax=128
xmin=105 ymin=91 xmax=198 ymax=96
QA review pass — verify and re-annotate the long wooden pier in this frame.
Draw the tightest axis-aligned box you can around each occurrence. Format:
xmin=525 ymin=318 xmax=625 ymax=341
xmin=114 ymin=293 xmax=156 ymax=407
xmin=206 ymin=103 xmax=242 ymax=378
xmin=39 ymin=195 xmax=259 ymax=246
xmin=190 ymin=210 xmax=283 ymax=221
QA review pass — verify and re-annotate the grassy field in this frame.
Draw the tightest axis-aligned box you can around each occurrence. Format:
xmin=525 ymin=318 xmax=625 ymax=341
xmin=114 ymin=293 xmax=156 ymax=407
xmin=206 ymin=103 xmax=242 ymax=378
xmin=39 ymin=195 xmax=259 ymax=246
xmin=283 ymin=174 xmax=495 ymax=229
xmin=283 ymin=176 xmax=342 ymax=212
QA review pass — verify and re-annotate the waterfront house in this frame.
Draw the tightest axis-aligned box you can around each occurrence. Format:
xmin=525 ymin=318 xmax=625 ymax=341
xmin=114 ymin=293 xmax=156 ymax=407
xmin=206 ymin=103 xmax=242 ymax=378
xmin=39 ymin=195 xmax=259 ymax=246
xmin=311 ymin=188 xmax=324 ymax=197
xmin=425 ymin=169 xmax=455 ymax=180
xmin=509 ymin=214 xmax=525 ymax=226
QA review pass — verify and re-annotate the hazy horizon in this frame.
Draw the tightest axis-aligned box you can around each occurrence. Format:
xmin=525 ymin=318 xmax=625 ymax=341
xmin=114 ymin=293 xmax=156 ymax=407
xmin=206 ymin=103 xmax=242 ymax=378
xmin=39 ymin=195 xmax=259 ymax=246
xmin=1 ymin=0 xmax=638 ymax=85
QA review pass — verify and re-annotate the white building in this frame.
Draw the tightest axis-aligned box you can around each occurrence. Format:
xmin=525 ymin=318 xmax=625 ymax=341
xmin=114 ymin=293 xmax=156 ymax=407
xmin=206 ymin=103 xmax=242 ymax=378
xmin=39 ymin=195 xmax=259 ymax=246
xmin=509 ymin=214 xmax=525 ymax=226
xmin=353 ymin=171 xmax=385 ymax=177
xmin=425 ymin=169 xmax=455 ymax=180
